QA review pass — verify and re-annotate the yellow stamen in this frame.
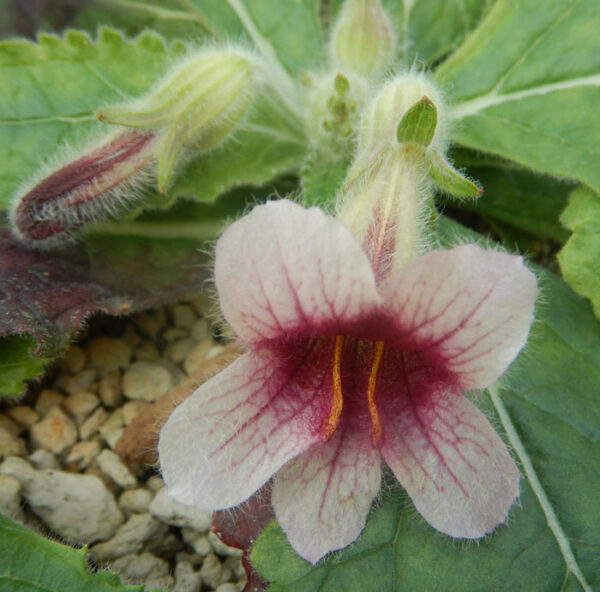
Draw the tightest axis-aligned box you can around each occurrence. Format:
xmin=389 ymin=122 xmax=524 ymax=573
xmin=367 ymin=341 xmax=385 ymax=444
xmin=325 ymin=335 xmax=345 ymax=437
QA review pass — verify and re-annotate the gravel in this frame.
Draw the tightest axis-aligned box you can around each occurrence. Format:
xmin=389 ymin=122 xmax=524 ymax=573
xmin=0 ymin=300 xmax=246 ymax=591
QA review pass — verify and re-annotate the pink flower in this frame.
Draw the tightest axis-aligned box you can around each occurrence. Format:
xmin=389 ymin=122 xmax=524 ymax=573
xmin=158 ymin=199 xmax=537 ymax=564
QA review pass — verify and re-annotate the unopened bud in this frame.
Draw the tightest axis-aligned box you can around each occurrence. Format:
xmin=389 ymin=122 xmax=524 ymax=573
xmin=98 ymin=48 xmax=256 ymax=191
xmin=330 ymin=0 xmax=395 ymax=77
xmin=10 ymin=130 xmax=158 ymax=247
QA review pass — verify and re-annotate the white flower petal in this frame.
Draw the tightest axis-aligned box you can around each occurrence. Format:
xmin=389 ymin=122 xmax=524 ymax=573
xmin=215 ymin=200 xmax=381 ymax=343
xmin=381 ymin=244 xmax=537 ymax=388
xmin=158 ymin=345 xmax=333 ymax=510
xmin=272 ymin=420 xmax=381 ymax=564
xmin=380 ymin=388 xmax=519 ymax=538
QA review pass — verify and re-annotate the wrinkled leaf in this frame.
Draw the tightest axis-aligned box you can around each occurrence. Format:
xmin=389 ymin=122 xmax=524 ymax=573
xmin=0 ymin=28 xmax=185 ymax=206
xmin=73 ymin=0 xmax=209 ymax=41
xmin=184 ymin=0 xmax=323 ymax=75
xmin=558 ymin=186 xmax=600 ymax=318
xmin=443 ymin=163 xmax=573 ymax=243
xmin=251 ymin=218 xmax=600 ymax=592
xmin=437 ymin=0 xmax=600 ymax=194
xmin=0 ymin=513 xmax=161 ymax=592
xmin=0 ymin=218 xmax=207 ymax=397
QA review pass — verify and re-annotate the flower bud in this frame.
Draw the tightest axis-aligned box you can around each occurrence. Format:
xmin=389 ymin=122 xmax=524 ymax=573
xmin=330 ymin=0 xmax=395 ymax=77
xmin=10 ymin=130 xmax=158 ymax=248
xmin=98 ymin=48 xmax=256 ymax=191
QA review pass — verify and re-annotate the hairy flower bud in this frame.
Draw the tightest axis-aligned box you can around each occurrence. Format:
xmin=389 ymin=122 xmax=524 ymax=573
xmin=98 ymin=48 xmax=256 ymax=191
xmin=330 ymin=0 xmax=395 ymax=77
xmin=10 ymin=130 xmax=158 ymax=248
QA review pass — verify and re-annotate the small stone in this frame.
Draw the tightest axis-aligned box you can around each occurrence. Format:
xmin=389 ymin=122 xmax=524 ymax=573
xmin=134 ymin=311 xmax=163 ymax=339
xmin=223 ymin=556 xmax=245 ymax=580
xmin=121 ymin=400 xmax=149 ymax=426
xmin=99 ymin=409 xmax=124 ymax=449
xmin=122 ymin=362 xmax=172 ymax=402
xmin=135 ymin=340 xmax=161 ymax=362
xmin=66 ymin=441 xmax=101 ymax=469
xmin=119 ymin=488 xmax=153 ymax=514
xmin=216 ymin=584 xmax=239 ymax=592
xmin=145 ymin=575 xmax=175 ymax=589
xmin=5 ymin=406 xmax=40 ymax=430
xmin=56 ymin=345 xmax=86 ymax=374
xmin=28 ymin=449 xmax=60 ymax=470
xmin=0 ymin=473 xmax=25 ymax=522
xmin=172 ymin=304 xmax=197 ymax=329
xmin=121 ymin=323 xmax=142 ymax=346
xmin=110 ymin=552 xmax=170 ymax=581
xmin=200 ymin=553 xmax=223 ymax=589
xmin=0 ymin=415 xmax=21 ymax=438
xmin=92 ymin=513 xmax=163 ymax=559
xmin=182 ymin=529 xmax=212 ymax=556
xmin=145 ymin=530 xmax=185 ymax=555
xmin=0 ymin=457 xmax=123 ymax=543
xmin=167 ymin=337 xmax=196 ymax=364
xmin=183 ymin=340 xmax=213 ymax=375
xmin=191 ymin=318 xmax=211 ymax=341
xmin=86 ymin=337 xmax=132 ymax=377
xmin=58 ymin=368 xmax=97 ymax=395
xmin=175 ymin=560 xmax=202 ymax=592
xmin=35 ymin=389 xmax=65 ymax=414
xmin=149 ymin=487 xmax=212 ymax=531
xmin=208 ymin=531 xmax=243 ymax=557
xmin=96 ymin=449 xmax=137 ymax=489
xmin=98 ymin=371 xmax=122 ymax=407
xmin=62 ymin=391 xmax=100 ymax=424
xmin=79 ymin=407 xmax=109 ymax=439
xmin=146 ymin=475 xmax=164 ymax=492
xmin=162 ymin=327 xmax=189 ymax=342
xmin=0 ymin=428 xmax=27 ymax=459
xmin=30 ymin=407 xmax=77 ymax=454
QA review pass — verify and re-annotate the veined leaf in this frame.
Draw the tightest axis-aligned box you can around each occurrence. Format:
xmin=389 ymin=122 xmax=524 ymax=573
xmin=437 ymin=0 xmax=600 ymax=194
xmin=558 ymin=186 xmax=600 ymax=318
xmin=0 ymin=28 xmax=184 ymax=207
xmin=0 ymin=513 xmax=160 ymax=592
xmin=251 ymin=218 xmax=600 ymax=592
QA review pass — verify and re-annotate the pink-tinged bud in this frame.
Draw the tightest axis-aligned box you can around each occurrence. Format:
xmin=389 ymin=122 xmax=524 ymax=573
xmin=10 ymin=130 xmax=157 ymax=248
xmin=330 ymin=0 xmax=395 ymax=77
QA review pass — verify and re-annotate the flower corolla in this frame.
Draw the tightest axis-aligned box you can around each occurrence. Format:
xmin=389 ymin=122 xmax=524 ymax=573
xmin=159 ymin=199 xmax=537 ymax=564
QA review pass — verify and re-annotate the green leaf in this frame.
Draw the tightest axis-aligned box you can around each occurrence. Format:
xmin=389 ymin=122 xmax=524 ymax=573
xmin=72 ymin=0 xmax=210 ymax=41
xmin=429 ymin=152 xmax=482 ymax=197
xmin=0 ymin=513 xmax=158 ymax=591
xmin=436 ymin=0 xmax=600 ymax=194
xmin=0 ymin=336 xmax=51 ymax=397
xmin=396 ymin=97 xmax=437 ymax=147
xmin=558 ymin=186 xmax=600 ymax=318
xmin=184 ymin=0 xmax=323 ymax=75
xmin=251 ymin=219 xmax=600 ymax=592
xmin=444 ymin=164 xmax=573 ymax=243
xmin=0 ymin=28 xmax=184 ymax=207
xmin=301 ymin=153 xmax=349 ymax=210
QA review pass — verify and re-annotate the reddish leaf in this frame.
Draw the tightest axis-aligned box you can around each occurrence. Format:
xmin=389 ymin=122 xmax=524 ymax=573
xmin=212 ymin=484 xmax=275 ymax=592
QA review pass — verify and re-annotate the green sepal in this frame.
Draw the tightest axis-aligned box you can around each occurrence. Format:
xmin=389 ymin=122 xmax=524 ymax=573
xmin=396 ymin=96 xmax=437 ymax=147
xmin=429 ymin=151 xmax=483 ymax=198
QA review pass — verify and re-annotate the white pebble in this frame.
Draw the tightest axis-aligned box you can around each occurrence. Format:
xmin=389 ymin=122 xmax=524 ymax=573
xmin=0 ymin=473 xmax=25 ymax=523
xmin=122 ymin=362 xmax=173 ymax=402
xmin=96 ymin=449 xmax=137 ymax=489
xmin=200 ymin=553 xmax=223 ymax=589
xmin=0 ymin=457 xmax=123 ymax=543
xmin=110 ymin=551 xmax=170 ymax=580
xmin=62 ymin=391 xmax=100 ymax=424
xmin=92 ymin=513 xmax=163 ymax=559
xmin=27 ymin=449 xmax=59 ymax=470
xmin=208 ymin=531 xmax=243 ymax=557
xmin=79 ymin=407 xmax=109 ymax=440
xmin=86 ymin=337 xmax=132 ymax=376
xmin=30 ymin=406 xmax=77 ymax=454
xmin=35 ymin=389 xmax=65 ymax=414
xmin=175 ymin=560 xmax=202 ymax=592
xmin=0 ymin=428 xmax=27 ymax=459
xmin=66 ymin=441 xmax=101 ymax=469
xmin=118 ymin=488 xmax=153 ymax=514
xmin=6 ymin=406 xmax=40 ymax=430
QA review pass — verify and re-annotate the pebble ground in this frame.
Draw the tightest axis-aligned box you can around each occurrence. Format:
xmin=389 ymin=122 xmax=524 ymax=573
xmin=0 ymin=298 xmax=246 ymax=592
